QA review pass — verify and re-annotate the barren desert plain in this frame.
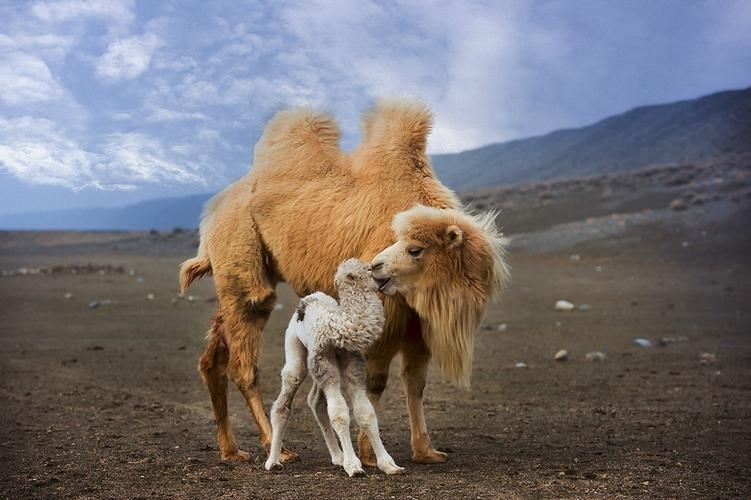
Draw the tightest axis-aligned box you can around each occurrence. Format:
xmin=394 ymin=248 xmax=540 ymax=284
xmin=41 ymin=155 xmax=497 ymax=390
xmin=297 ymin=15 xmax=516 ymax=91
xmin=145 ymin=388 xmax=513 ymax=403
xmin=1 ymin=158 xmax=750 ymax=499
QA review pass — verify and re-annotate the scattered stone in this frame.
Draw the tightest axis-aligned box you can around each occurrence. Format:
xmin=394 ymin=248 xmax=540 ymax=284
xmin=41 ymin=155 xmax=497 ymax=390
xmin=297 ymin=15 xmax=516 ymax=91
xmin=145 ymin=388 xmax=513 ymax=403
xmin=578 ymin=304 xmax=592 ymax=311
xmin=699 ymin=352 xmax=716 ymax=365
xmin=274 ymin=303 xmax=285 ymax=311
xmin=514 ymin=362 xmax=528 ymax=369
xmin=496 ymin=323 xmax=508 ymax=332
xmin=186 ymin=295 xmax=195 ymax=303
xmin=555 ymin=300 xmax=575 ymax=311
xmin=658 ymin=336 xmax=689 ymax=346
xmin=88 ymin=299 xmax=111 ymax=309
xmin=64 ymin=293 xmax=73 ymax=300
xmin=146 ymin=293 xmax=155 ymax=300
xmin=633 ymin=338 xmax=652 ymax=347
xmin=595 ymin=266 xmax=602 ymax=272
xmin=669 ymin=198 xmax=688 ymax=211
xmin=554 ymin=349 xmax=569 ymax=361
xmin=585 ymin=351 xmax=607 ymax=362
xmin=569 ymin=254 xmax=580 ymax=261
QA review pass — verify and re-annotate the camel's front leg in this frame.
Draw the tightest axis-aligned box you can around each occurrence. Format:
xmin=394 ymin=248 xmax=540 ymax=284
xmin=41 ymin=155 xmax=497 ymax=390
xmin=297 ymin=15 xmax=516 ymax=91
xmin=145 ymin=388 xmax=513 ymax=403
xmin=358 ymin=335 xmax=400 ymax=467
xmin=307 ymin=385 xmax=344 ymax=466
xmin=345 ymin=357 xmax=404 ymax=475
xmin=401 ymin=331 xmax=448 ymax=464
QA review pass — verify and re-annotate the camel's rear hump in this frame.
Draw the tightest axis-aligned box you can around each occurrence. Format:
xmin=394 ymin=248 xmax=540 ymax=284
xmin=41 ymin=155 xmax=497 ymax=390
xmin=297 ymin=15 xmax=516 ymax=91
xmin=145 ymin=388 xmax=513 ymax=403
xmin=252 ymin=107 xmax=342 ymax=176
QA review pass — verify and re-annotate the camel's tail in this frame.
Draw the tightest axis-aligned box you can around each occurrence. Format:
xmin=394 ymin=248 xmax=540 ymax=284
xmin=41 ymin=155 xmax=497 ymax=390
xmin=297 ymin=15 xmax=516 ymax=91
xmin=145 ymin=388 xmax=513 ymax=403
xmin=179 ymin=255 xmax=212 ymax=294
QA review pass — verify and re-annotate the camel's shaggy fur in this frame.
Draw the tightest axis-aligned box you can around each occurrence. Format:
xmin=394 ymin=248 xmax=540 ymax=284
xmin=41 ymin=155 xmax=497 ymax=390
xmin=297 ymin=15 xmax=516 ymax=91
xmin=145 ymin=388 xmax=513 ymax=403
xmin=180 ymin=99 xmax=508 ymax=466
xmin=264 ymin=258 xmax=404 ymax=476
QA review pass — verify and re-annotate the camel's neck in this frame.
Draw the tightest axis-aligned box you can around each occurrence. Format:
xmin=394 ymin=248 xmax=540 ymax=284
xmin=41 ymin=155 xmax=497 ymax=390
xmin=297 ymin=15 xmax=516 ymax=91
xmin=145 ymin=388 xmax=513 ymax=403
xmin=338 ymin=287 xmax=383 ymax=324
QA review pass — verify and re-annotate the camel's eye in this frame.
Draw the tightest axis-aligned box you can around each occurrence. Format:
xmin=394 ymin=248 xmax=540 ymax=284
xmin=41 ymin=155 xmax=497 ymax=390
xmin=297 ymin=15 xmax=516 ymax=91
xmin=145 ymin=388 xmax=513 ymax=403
xmin=407 ymin=247 xmax=424 ymax=258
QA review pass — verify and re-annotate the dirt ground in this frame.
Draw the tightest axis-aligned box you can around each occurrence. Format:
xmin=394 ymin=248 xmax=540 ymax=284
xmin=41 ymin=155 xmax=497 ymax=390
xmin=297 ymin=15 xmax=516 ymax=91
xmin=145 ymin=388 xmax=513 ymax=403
xmin=1 ymin=165 xmax=750 ymax=499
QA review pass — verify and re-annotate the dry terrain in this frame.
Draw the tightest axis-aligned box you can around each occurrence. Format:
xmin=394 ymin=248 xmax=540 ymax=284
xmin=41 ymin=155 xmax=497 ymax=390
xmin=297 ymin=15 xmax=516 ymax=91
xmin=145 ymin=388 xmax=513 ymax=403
xmin=1 ymin=160 xmax=750 ymax=499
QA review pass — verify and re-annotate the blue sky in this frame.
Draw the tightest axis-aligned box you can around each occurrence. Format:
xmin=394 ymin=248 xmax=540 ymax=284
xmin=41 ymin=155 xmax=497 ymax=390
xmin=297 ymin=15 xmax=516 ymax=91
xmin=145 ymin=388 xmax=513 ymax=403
xmin=1 ymin=0 xmax=750 ymax=216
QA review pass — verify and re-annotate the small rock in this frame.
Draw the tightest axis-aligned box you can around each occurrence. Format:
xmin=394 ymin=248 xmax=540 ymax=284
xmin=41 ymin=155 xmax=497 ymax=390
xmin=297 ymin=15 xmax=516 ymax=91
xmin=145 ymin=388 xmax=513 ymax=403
xmin=569 ymin=254 xmax=580 ymax=261
xmin=585 ymin=351 xmax=607 ymax=362
xmin=669 ymin=198 xmax=688 ymax=211
xmin=577 ymin=304 xmax=592 ymax=311
xmin=146 ymin=293 xmax=155 ymax=300
xmin=274 ymin=303 xmax=285 ymax=311
xmin=496 ymin=323 xmax=508 ymax=332
xmin=554 ymin=349 xmax=569 ymax=361
xmin=64 ymin=293 xmax=73 ymax=300
xmin=658 ymin=336 xmax=689 ymax=346
xmin=514 ymin=362 xmax=528 ymax=369
xmin=88 ymin=301 xmax=101 ymax=309
xmin=633 ymin=338 xmax=652 ymax=347
xmin=699 ymin=352 xmax=716 ymax=365
xmin=555 ymin=300 xmax=575 ymax=311
xmin=187 ymin=295 xmax=195 ymax=302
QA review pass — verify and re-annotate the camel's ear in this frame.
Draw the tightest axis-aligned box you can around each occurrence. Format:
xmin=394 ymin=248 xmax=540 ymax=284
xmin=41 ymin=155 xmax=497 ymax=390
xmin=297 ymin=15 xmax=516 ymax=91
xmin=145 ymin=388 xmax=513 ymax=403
xmin=445 ymin=225 xmax=463 ymax=248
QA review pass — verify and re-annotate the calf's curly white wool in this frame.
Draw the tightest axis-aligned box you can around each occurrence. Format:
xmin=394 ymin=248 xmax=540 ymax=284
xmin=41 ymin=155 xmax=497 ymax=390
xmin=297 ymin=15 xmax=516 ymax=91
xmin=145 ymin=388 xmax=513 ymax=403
xmin=265 ymin=258 xmax=404 ymax=476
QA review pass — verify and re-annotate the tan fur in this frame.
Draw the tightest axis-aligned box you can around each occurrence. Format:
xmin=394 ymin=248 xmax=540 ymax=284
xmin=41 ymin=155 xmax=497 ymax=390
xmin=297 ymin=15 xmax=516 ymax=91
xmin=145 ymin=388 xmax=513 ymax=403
xmin=372 ymin=205 xmax=508 ymax=387
xmin=180 ymin=99 xmax=508 ymax=465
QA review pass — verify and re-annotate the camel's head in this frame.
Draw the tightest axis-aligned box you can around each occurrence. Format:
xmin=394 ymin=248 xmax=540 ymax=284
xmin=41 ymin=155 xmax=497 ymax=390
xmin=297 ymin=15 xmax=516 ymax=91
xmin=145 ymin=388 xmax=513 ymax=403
xmin=334 ymin=258 xmax=379 ymax=293
xmin=371 ymin=205 xmax=509 ymax=387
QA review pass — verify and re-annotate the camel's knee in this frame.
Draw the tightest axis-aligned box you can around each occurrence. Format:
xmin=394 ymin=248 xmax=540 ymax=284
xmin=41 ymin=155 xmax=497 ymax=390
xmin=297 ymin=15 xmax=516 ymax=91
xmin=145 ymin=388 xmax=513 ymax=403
xmin=325 ymin=393 xmax=349 ymax=429
xmin=198 ymin=317 xmax=229 ymax=382
xmin=366 ymin=372 xmax=389 ymax=397
xmin=353 ymin=398 xmax=378 ymax=431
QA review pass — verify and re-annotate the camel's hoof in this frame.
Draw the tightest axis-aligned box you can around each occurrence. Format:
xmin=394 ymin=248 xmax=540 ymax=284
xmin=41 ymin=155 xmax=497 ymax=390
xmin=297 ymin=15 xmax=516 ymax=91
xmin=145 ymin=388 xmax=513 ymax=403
xmin=221 ymin=449 xmax=252 ymax=462
xmin=380 ymin=463 xmax=406 ymax=475
xmin=412 ymin=449 xmax=448 ymax=464
xmin=264 ymin=460 xmax=283 ymax=472
xmin=347 ymin=467 xmax=366 ymax=478
xmin=280 ymin=448 xmax=299 ymax=464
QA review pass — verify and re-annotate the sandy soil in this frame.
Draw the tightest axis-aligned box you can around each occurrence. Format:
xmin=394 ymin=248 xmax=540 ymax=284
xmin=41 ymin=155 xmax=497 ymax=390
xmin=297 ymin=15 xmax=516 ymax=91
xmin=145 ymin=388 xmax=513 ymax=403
xmin=1 ymin=163 xmax=750 ymax=499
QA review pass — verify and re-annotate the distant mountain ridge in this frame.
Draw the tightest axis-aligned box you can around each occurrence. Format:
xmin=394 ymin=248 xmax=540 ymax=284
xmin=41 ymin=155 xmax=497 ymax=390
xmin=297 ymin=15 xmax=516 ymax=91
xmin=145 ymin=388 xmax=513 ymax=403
xmin=431 ymin=86 xmax=751 ymax=189
xmin=2 ymin=86 xmax=749 ymax=230
xmin=0 ymin=194 xmax=211 ymax=231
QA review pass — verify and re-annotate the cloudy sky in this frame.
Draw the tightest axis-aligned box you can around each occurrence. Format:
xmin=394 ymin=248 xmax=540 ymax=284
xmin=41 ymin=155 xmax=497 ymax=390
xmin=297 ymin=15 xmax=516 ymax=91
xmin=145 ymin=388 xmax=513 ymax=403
xmin=1 ymin=0 xmax=750 ymax=216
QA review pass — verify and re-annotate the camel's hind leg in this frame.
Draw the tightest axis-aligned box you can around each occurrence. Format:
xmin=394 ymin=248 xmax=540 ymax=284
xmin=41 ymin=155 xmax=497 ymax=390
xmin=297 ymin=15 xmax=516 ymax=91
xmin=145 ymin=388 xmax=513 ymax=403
xmin=400 ymin=317 xmax=448 ymax=464
xmin=220 ymin=291 xmax=297 ymax=463
xmin=198 ymin=314 xmax=249 ymax=462
xmin=266 ymin=335 xmax=308 ymax=470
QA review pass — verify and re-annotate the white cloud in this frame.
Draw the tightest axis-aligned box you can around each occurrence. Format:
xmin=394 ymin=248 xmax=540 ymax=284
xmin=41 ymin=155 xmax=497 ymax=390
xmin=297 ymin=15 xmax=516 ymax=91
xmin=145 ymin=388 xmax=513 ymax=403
xmin=0 ymin=52 xmax=66 ymax=106
xmin=0 ymin=33 xmax=75 ymax=61
xmin=31 ymin=0 xmax=134 ymax=26
xmin=0 ymin=116 xmax=97 ymax=188
xmin=102 ymin=132 xmax=204 ymax=185
xmin=145 ymin=107 xmax=208 ymax=123
xmin=95 ymin=33 xmax=164 ymax=82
